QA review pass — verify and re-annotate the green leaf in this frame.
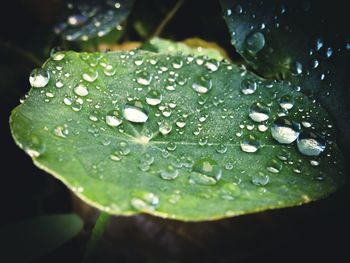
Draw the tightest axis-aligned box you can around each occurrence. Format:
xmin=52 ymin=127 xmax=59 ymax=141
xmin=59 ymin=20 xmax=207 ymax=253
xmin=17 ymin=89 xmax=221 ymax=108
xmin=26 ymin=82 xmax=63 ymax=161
xmin=54 ymin=0 xmax=135 ymax=42
xmin=142 ymin=37 xmax=226 ymax=61
xmin=220 ymin=0 xmax=350 ymax=148
xmin=0 ymin=214 xmax=83 ymax=263
xmin=10 ymin=50 xmax=344 ymax=221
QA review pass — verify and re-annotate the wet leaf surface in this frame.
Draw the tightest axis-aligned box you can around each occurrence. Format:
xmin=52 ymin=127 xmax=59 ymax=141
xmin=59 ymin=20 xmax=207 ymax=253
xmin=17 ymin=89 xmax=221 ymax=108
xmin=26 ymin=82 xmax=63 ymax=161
xmin=10 ymin=50 xmax=344 ymax=221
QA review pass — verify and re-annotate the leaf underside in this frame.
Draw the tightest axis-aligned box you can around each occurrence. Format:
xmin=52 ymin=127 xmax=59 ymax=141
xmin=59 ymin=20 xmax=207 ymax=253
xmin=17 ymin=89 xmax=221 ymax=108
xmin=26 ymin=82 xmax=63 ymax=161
xmin=10 ymin=50 xmax=344 ymax=221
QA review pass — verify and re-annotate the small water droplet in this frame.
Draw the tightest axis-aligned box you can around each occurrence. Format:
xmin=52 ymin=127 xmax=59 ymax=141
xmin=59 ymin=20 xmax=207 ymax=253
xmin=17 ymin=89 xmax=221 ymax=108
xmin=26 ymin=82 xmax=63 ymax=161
xmin=240 ymin=135 xmax=261 ymax=153
xmin=297 ymin=132 xmax=326 ymax=156
xmin=251 ymin=172 xmax=269 ymax=186
xmin=131 ymin=192 xmax=159 ymax=211
xmin=122 ymin=101 xmax=148 ymax=123
xmin=160 ymin=165 xmax=179 ymax=180
xmin=240 ymin=79 xmax=257 ymax=95
xmin=189 ymin=158 xmax=222 ymax=186
xmin=266 ymin=159 xmax=283 ymax=173
xmin=106 ymin=110 xmax=122 ymax=127
xmin=216 ymin=144 xmax=227 ymax=154
xmin=245 ymin=31 xmax=265 ymax=54
xmin=50 ymin=47 xmax=65 ymax=61
xmin=136 ymin=71 xmax=152 ymax=86
xmin=271 ymin=117 xmax=301 ymax=144
xmin=82 ymin=69 xmax=98 ymax=82
xmin=159 ymin=121 xmax=172 ymax=135
xmin=146 ymin=90 xmax=162 ymax=106
xmin=74 ymin=84 xmax=89 ymax=96
xmin=166 ymin=142 xmax=177 ymax=151
xmin=192 ymin=75 xmax=212 ymax=94
xmin=290 ymin=61 xmax=303 ymax=75
xmin=279 ymin=95 xmax=295 ymax=110
xmin=175 ymin=117 xmax=186 ymax=128
xmin=29 ymin=68 xmax=50 ymax=88
xmin=249 ymin=102 xmax=271 ymax=122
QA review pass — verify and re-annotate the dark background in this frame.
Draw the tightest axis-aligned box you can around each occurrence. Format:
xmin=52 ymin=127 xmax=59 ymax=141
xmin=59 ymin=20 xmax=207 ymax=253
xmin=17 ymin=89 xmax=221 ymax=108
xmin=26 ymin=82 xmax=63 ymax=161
xmin=0 ymin=0 xmax=349 ymax=262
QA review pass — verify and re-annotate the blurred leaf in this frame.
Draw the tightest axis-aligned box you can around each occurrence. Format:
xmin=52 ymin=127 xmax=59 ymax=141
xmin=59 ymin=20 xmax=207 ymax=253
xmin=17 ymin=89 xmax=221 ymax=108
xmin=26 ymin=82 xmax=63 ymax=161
xmin=220 ymin=0 xmax=350 ymax=149
xmin=54 ymin=0 xmax=135 ymax=42
xmin=0 ymin=214 xmax=83 ymax=263
xmin=142 ymin=37 xmax=227 ymax=61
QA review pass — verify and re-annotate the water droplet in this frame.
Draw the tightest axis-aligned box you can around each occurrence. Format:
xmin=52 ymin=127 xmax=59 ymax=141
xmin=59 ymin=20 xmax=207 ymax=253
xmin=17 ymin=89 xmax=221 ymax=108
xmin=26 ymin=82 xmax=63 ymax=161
xmin=316 ymin=37 xmax=324 ymax=51
xmin=240 ymin=135 xmax=261 ymax=153
xmin=105 ymin=110 xmax=122 ymax=127
xmin=266 ymin=159 xmax=283 ymax=173
xmin=50 ymin=47 xmax=65 ymax=61
xmin=279 ymin=95 xmax=295 ymax=110
xmin=172 ymin=58 xmax=183 ymax=69
xmin=82 ymin=69 xmax=98 ymax=82
xmin=326 ymin=47 xmax=333 ymax=58
xmin=54 ymin=125 xmax=68 ymax=138
xmin=245 ymin=31 xmax=265 ymax=54
xmin=23 ymin=135 xmax=45 ymax=158
xmin=249 ymin=102 xmax=271 ymax=122
xmin=216 ymin=144 xmax=227 ymax=154
xmin=29 ymin=68 xmax=50 ymax=88
xmin=290 ymin=61 xmax=303 ymax=75
xmin=55 ymin=81 xmax=64 ymax=88
xmin=67 ymin=14 xmax=87 ymax=26
xmin=192 ymin=75 xmax=212 ymax=94
xmin=118 ymin=141 xmax=131 ymax=156
xmin=103 ymin=64 xmax=116 ymax=76
xmin=276 ymin=148 xmax=291 ymax=161
xmin=225 ymin=162 xmax=234 ymax=170
xmin=189 ymin=158 xmax=222 ymax=186
xmin=146 ymin=90 xmax=162 ymax=106
xmin=166 ymin=142 xmax=177 ymax=151
xmin=271 ymin=117 xmax=301 ymax=144
xmin=136 ymin=71 xmax=152 ymax=86
xmin=140 ymin=153 xmax=154 ymax=165
xmin=160 ymin=165 xmax=179 ymax=180
xmin=240 ymin=79 xmax=257 ymax=95
xmin=251 ymin=172 xmax=269 ymax=186
xmin=297 ymin=132 xmax=326 ymax=156
xmin=74 ymin=84 xmax=89 ymax=96
xmin=205 ymin=59 xmax=219 ymax=72
xmin=131 ymin=192 xmax=159 ymax=211
xmin=159 ymin=121 xmax=172 ymax=135
xmin=122 ymin=101 xmax=148 ymax=123
xmin=175 ymin=117 xmax=186 ymax=128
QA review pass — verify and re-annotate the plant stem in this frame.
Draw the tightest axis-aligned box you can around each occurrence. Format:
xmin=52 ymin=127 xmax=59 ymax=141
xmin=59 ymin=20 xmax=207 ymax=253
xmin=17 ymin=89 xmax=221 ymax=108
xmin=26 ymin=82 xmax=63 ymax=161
xmin=82 ymin=212 xmax=110 ymax=263
xmin=153 ymin=0 xmax=185 ymax=37
xmin=0 ymin=41 xmax=42 ymax=66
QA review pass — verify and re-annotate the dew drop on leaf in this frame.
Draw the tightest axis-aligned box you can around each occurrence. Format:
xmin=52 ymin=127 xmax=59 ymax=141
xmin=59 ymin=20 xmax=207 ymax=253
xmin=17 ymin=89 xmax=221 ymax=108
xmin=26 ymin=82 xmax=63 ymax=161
xmin=240 ymin=79 xmax=257 ymax=95
xmin=240 ymin=135 xmax=261 ymax=153
xmin=192 ymin=75 xmax=212 ymax=94
xmin=297 ymin=131 xmax=326 ymax=156
xmin=160 ymin=165 xmax=179 ymax=180
xmin=122 ymin=101 xmax=148 ymax=123
xmin=271 ymin=117 xmax=301 ymax=144
xmin=105 ymin=110 xmax=123 ymax=127
xmin=249 ymin=102 xmax=271 ymax=122
xmin=145 ymin=90 xmax=162 ymax=106
xmin=29 ymin=68 xmax=50 ymax=88
xmin=245 ymin=31 xmax=265 ymax=54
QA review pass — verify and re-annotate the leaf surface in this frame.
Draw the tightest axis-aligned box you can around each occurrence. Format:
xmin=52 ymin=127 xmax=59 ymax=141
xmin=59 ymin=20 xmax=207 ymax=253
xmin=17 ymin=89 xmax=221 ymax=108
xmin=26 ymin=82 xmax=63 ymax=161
xmin=10 ymin=50 xmax=344 ymax=221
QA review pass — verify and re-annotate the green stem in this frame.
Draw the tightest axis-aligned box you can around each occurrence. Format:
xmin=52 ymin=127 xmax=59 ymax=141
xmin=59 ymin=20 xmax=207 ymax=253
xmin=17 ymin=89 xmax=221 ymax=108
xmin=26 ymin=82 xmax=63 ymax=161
xmin=82 ymin=212 xmax=110 ymax=263
xmin=153 ymin=0 xmax=185 ymax=37
xmin=0 ymin=41 xmax=42 ymax=66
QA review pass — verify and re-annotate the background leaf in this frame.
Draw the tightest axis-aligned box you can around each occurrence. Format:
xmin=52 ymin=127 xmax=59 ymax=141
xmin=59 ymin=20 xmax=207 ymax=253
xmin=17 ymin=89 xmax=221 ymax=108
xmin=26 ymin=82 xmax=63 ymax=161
xmin=10 ymin=50 xmax=344 ymax=221
xmin=220 ymin=0 xmax=350 ymax=150
xmin=54 ymin=0 xmax=135 ymax=42
xmin=142 ymin=37 xmax=227 ymax=61
xmin=0 ymin=214 xmax=83 ymax=263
